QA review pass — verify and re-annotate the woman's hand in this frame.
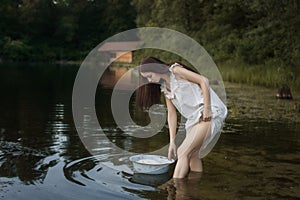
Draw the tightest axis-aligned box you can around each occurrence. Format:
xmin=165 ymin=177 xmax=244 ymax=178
xmin=202 ymin=107 xmax=212 ymax=122
xmin=168 ymin=142 xmax=177 ymax=160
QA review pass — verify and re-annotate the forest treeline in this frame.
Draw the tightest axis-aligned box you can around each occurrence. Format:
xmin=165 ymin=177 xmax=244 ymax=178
xmin=132 ymin=0 xmax=300 ymax=90
xmin=1 ymin=0 xmax=299 ymax=69
xmin=0 ymin=0 xmax=136 ymax=61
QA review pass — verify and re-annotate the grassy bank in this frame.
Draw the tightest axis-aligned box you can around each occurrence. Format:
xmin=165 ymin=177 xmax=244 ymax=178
xmin=218 ymin=61 xmax=300 ymax=94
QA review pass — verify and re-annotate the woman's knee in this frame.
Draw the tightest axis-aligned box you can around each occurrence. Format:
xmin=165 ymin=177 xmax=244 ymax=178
xmin=189 ymin=149 xmax=199 ymax=159
xmin=177 ymin=153 xmax=189 ymax=162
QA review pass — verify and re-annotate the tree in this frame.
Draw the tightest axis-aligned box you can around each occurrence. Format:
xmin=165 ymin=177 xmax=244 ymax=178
xmin=132 ymin=0 xmax=300 ymax=67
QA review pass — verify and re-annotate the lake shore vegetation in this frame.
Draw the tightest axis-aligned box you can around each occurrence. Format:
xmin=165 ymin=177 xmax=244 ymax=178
xmin=0 ymin=0 xmax=299 ymax=91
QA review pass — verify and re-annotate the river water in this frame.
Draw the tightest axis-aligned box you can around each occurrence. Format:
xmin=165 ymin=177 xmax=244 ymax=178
xmin=0 ymin=63 xmax=299 ymax=200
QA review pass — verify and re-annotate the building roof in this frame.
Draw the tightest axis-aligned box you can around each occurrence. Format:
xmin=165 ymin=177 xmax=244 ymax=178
xmin=98 ymin=41 xmax=144 ymax=52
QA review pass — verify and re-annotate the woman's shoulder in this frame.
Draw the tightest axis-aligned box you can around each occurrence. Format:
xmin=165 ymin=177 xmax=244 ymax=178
xmin=170 ymin=62 xmax=188 ymax=81
xmin=169 ymin=62 xmax=184 ymax=75
xmin=169 ymin=62 xmax=183 ymax=70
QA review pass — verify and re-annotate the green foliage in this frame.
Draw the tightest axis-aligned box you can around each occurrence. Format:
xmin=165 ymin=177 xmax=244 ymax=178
xmin=132 ymin=48 xmax=193 ymax=68
xmin=0 ymin=0 xmax=136 ymax=61
xmin=0 ymin=0 xmax=299 ymax=97
xmin=131 ymin=0 xmax=300 ymax=90
xmin=1 ymin=37 xmax=31 ymax=60
xmin=219 ymin=60 xmax=300 ymax=92
xmin=132 ymin=0 xmax=300 ymax=68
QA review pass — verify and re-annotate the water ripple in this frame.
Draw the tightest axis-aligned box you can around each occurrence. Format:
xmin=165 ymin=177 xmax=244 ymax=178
xmin=63 ymin=154 xmax=164 ymax=198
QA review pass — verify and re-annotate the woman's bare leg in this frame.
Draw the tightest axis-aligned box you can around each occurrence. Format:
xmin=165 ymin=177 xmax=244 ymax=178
xmin=173 ymin=121 xmax=211 ymax=178
xmin=189 ymin=150 xmax=203 ymax=172
xmin=173 ymin=154 xmax=190 ymax=179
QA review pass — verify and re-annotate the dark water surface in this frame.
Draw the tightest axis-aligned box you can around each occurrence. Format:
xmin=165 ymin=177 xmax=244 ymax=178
xmin=0 ymin=63 xmax=299 ymax=200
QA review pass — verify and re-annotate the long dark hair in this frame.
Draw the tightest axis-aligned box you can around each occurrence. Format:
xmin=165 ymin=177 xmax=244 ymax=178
xmin=136 ymin=57 xmax=168 ymax=109
xmin=135 ymin=56 xmax=197 ymax=109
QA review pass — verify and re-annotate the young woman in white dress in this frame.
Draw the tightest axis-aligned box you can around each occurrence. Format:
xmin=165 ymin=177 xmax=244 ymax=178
xmin=136 ymin=57 xmax=227 ymax=178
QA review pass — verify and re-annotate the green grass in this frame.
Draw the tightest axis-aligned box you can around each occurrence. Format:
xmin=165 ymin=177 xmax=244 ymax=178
xmin=218 ymin=60 xmax=300 ymax=94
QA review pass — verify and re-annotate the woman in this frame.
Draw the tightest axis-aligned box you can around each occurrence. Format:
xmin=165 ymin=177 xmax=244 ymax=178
xmin=136 ymin=57 xmax=227 ymax=178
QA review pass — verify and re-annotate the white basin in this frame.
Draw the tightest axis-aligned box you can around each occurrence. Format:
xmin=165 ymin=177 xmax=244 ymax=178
xmin=129 ymin=154 xmax=175 ymax=174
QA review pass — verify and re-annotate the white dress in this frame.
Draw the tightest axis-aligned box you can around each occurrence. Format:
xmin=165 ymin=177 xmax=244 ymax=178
xmin=161 ymin=63 xmax=227 ymax=158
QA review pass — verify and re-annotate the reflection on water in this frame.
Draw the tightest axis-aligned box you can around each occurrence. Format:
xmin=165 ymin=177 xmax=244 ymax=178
xmin=160 ymin=172 xmax=203 ymax=200
xmin=0 ymin=63 xmax=299 ymax=200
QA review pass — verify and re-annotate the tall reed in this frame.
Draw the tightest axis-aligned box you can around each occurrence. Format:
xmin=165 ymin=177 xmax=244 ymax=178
xmin=218 ymin=61 xmax=300 ymax=93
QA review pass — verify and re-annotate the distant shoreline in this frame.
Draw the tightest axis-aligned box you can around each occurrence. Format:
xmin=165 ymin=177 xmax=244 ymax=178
xmin=0 ymin=60 xmax=299 ymax=93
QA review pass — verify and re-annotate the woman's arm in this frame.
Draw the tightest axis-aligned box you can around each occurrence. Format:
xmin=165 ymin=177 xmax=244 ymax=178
xmin=173 ymin=65 xmax=212 ymax=121
xmin=165 ymin=95 xmax=177 ymax=143
xmin=165 ymin=95 xmax=177 ymax=159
